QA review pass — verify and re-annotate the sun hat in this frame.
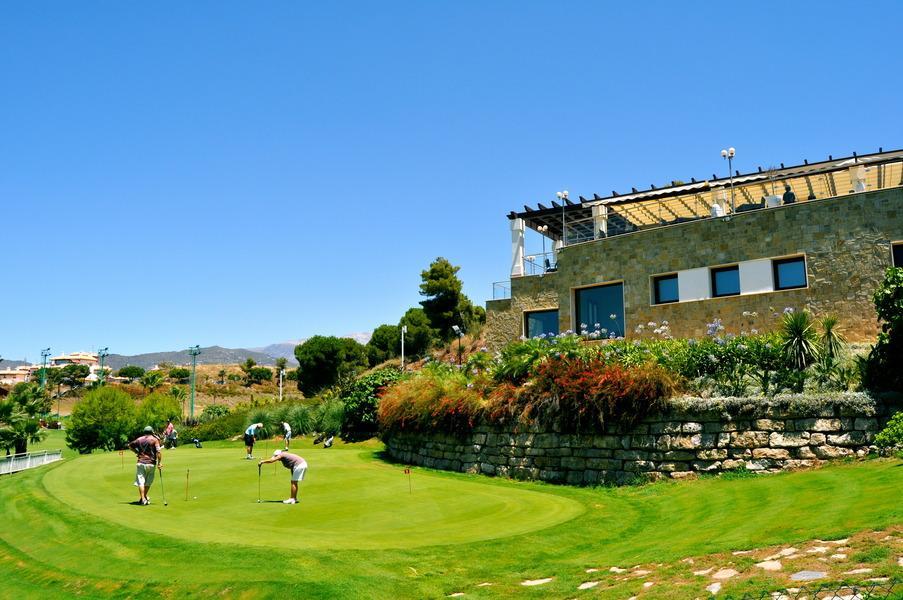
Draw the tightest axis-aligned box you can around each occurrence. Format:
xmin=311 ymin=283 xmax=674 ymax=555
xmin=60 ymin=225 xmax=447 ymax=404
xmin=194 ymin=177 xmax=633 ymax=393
xmin=273 ymin=449 xmax=283 ymax=456
xmin=143 ymin=426 xmax=154 ymax=433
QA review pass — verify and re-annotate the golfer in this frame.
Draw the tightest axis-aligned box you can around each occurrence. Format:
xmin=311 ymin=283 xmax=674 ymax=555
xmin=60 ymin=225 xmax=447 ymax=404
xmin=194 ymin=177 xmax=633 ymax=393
xmin=244 ymin=422 xmax=263 ymax=459
xmin=259 ymin=449 xmax=307 ymax=504
xmin=282 ymin=421 xmax=292 ymax=449
xmin=128 ymin=426 xmax=162 ymax=506
xmin=163 ymin=420 xmax=177 ymax=449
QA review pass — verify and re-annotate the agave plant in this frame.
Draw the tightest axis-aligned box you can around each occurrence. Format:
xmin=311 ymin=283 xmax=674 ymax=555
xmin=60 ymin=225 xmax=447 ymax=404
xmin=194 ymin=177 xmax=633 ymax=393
xmin=780 ymin=310 xmax=820 ymax=370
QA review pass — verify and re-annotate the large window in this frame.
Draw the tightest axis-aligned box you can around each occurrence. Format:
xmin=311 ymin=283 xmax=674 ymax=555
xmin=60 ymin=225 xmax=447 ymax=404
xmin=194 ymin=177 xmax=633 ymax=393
xmin=652 ymin=274 xmax=679 ymax=305
xmin=524 ymin=309 xmax=559 ymax=338
xmin=711 ymin=266 xmax=740 ymax=297
xmin=894 ymin=242 xmax=903 ymax=267
xmin=575 ymin=282 xmax=624 ymax=337
xmin=772 ymin=256 xmax=807 ymax=290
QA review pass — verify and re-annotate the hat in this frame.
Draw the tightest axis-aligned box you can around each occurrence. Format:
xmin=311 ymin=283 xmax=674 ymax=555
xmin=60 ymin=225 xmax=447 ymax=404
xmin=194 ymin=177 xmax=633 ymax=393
xmin=143 ymin=426 xmax=154 ymax=433
xmin=273 ymin=449 xmax=283 ymax=456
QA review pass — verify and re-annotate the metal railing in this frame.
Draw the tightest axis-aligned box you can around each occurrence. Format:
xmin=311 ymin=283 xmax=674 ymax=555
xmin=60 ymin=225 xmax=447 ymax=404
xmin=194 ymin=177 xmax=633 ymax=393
xmin=0 ymin=450 xmax=63 ymax=475
xmin=491 ymin=281 xmax=511 ymax=300
xmin=523 ymin=252 xmax=558 ymax=276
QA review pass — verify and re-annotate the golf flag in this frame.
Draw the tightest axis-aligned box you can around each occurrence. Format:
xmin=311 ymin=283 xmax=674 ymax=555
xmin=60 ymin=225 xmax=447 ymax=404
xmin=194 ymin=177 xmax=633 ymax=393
xmin=404 ymin=468 xmax=410 ymax=474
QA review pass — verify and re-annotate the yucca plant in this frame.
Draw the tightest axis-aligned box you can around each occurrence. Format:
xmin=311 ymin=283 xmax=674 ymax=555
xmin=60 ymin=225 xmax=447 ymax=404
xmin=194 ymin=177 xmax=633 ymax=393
xmin=780 ymin=310 xmax=820 ymax=370
xmin=819 ymin=315 xmax=847 ymax=361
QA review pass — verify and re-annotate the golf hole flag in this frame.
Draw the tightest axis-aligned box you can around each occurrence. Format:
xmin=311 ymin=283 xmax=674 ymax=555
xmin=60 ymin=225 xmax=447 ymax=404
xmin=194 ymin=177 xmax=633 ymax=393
xmin=404 ymin=468 xmax=412 ymax=494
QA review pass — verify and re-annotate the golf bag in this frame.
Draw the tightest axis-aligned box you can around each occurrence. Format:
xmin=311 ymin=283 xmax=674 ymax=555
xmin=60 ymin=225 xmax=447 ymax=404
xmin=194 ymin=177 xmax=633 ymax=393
xmin=190 ymin=438 xmax=203 ymax=448
xmin=323 ymin=435 xmax=334 ymax=448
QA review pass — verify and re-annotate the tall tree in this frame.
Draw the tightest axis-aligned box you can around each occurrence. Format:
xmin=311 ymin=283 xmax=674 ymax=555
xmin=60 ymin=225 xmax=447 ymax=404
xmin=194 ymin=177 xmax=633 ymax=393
xmin=366 ymin=324 xmax=400 ymax=367
xmin=294 ymin=336 xmax=368 ymax=396
xmin=60 ymin=364 xmax=90 ymax=389
xmin=0 ymin=383 xmax=49 ymax=454
xmin=398 ymin=308 xmax=436 ymax=358
xmin=419 ymin=257 xmax=482 ymax=341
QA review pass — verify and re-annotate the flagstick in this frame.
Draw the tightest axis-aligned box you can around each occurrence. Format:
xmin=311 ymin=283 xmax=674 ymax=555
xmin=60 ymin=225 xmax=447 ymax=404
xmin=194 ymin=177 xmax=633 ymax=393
xmin=185 ymin=468 xmax=190 ymax=501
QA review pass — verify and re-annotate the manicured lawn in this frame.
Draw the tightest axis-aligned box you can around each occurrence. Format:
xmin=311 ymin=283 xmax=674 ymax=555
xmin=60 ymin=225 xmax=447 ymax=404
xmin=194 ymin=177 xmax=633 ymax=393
xmin=0 ymin=436 xmax=900 ymax=599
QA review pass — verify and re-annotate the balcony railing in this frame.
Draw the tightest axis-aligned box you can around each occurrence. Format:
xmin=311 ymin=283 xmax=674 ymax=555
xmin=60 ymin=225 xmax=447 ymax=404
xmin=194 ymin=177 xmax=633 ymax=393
xmin=491 ymin=281 xmax=511 ymax=300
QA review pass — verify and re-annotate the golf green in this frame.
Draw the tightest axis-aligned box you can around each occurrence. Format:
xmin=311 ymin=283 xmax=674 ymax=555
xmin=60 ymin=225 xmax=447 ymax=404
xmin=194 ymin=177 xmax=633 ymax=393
xmin=42 ymin=444 xmax=584 ymax=550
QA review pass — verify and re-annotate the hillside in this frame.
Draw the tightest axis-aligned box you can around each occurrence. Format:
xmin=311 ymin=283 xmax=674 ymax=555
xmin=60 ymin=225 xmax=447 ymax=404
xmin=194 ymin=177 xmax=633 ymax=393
xmin=106 ymin=346 xmax=279 ymax=370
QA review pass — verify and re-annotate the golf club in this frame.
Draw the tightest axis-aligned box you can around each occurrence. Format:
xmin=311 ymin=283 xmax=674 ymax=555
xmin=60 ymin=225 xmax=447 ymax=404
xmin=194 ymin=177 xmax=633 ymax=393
xmin=158 ymin=465 xmax=168 ymax=506
xmin=257 ymin=463 xmax=262 ymax=503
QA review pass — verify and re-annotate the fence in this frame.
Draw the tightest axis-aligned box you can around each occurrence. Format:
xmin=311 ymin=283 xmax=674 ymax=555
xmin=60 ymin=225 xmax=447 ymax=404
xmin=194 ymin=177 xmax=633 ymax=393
xmin=0 ymin=450 xmax=63 ymax=475
xmin=725 ymin=577 xmax=898 ymax=599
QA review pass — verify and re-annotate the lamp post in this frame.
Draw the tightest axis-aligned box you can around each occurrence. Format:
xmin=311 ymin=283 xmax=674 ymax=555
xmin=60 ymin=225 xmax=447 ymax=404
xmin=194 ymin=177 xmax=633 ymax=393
xmin=97 ymin=347 xmax=109 ymax=386
xmin=720 ymin=147 xmax=736 ymax=213
xmin=39 ymin=348 xmax=51 ymax=391
xmin=452 ymin=325 xmax=465 ymax=365
xmin=537 ymin=224 xmax=549 ymax=270
xmin=279 ymin=368 xmax=285 ymax=402
xmin=556 ymin=190 xmax=569 ymax=246
xmin=400 ymin=325 xmax=407 ymax=372
xmin=187 ymin=345 xmax=201 ymax=420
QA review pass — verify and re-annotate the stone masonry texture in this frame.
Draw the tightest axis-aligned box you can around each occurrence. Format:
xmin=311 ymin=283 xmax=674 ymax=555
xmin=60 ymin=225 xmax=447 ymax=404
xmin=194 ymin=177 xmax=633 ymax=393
xmin=485 ymin=189 xmax=903 ymax=351
xmin=382 ymin=398 xmax=899 ymax=485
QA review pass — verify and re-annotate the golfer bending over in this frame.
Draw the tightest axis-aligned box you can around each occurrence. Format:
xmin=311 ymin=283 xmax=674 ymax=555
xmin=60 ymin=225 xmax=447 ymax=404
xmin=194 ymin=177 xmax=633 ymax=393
xmin=259 ymin=449 xmax=307 ymax=504
xmin=244 ymin=422 xmax=263 ymax=459
xmin=128 ymin=426 xmax=162 ymax=506
xmin=282 ymin=421 xmax=292 ymax=449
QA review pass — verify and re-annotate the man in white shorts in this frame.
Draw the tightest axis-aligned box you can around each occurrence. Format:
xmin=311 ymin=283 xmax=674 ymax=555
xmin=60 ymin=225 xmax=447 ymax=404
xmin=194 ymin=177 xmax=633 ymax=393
xmin=128 ymin=426 xmax=162 ymax=505
xmin=258 ymin=449 xmax=307 ymax=504
xmin=282 ymin=421 xmax=292 ymax=450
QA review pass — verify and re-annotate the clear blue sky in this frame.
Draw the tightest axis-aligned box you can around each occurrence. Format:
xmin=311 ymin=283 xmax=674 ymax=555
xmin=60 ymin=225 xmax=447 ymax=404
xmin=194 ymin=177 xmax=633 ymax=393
xmin=2 ymin=1 xmax=901 ymax=360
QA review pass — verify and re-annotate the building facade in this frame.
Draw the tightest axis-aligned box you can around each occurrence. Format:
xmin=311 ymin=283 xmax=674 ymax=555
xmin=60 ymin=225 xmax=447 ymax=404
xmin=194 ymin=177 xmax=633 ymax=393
xmin=485 ymin=150 xmax=903 ymax=350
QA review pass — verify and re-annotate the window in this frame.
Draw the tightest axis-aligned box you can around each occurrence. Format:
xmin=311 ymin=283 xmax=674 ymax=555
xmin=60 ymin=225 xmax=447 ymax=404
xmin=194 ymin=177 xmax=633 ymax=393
xmin=710 ymin=266 xmax=740 ymax=297
xmin=524 ymin=309 xmax=559 ymax=338
xmin=772 ymin=256 xmax=807 ymax=290
xmin=893 ymin=243 xmax=903 ymax=267
xmin=653 ymin=274 xmax=679 ymax=304
xmin=575 ymin=282 xmax=625 ymax=337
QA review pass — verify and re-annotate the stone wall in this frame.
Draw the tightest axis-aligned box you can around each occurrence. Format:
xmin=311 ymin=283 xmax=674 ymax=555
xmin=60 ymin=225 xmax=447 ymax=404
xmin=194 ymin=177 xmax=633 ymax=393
xmin=383 ymin=397 xmax=899 ymax=485
xmin=485 ymin=188 xmax=903 ymax=350
xmin=485 ymin=272 xmax=559 ymax=351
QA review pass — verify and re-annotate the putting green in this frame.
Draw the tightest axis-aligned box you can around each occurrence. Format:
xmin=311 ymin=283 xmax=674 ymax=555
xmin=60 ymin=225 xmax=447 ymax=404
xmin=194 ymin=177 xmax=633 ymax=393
xmin=43 ymin=445 xmax=583 ymax=550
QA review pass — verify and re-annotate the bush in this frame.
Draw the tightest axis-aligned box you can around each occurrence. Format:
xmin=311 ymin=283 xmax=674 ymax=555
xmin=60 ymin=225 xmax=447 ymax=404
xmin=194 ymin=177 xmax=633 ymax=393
xmin=66 ymin=387 xmax=137 ymax=454
xmin=874 ymin=411 xmax=903 ymax=449
xmin=294 ymin=336 xmax=368 ymax=396
xmin=340 ymin=367 xmax=404 ymax=442
xmin=169 ymin=367 xmax=191 ymax=383
xmin=863 ymin=268 xmax=903 ymax=391
xmin=136 ymin=393 xmax=182 ymax=431
xmin=199 ymin=404 xmax=230 ymax=424
xmin=182 ymin=408 xmax=249 ymax=442
xmin=312 ymin=399 xmax=345 ymax=436
xmin=117 ymin=365 xmax=145 ymax=380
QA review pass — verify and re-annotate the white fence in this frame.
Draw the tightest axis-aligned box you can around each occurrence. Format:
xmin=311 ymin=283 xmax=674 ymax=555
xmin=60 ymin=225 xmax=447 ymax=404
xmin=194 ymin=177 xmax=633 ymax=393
xmin=0 ymin=450 xmax=63 ymax=475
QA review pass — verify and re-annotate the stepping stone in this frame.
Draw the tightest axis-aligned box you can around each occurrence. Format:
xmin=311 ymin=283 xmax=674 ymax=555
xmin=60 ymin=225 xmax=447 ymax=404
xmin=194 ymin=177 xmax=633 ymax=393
xmin=830 ymin=553 xmax=847 ymax=560
xmin=447 ymin=594 xmax=465 ymax=598
xmin=898 ymin=557 xmax=903 ymax=567
xmin=790 ymin=570 xmax=826 ymax=581
xmin=681 ymin=557 xmax=695 ymax=564
xmin=609 ymin=567 xmax=627 ymax=573
xmin=521 ymin=578 xmax=553 ymax=586
xmin=693 ymin=567 xmax=714 ymax=576
xmin=584 ymin=568 xmax=599 ymax=573
xmin=867 ymin=577 xmax=890 ymax=583
xmin=754 ymin=560 xmax=782 ymax=571
xmin=705 ymin=582 xmax=721 ymax=595
xmin=643 ymin=582 xmax=654 ymax=589
xmin=828 ymin=538 xmax=849 ymax=545
xmin=712 ymin=569 xmax=738 ymax=580
xmin=476 ymin=583 xmax=492 ymax=587
xmin=732 ymin=550 xmax=752 ymax=555
xmin=632 ymin=569 xmax=651 ymax=576
xmin=843 ymin=568 xmax=873 ymax=575
xmin=806 ymin=546 xmax=829 ymax=554
xmin=765 ymin=547 xmax=799 ymax=560
xmin=577 ymin=581 xmax=598 ymax=590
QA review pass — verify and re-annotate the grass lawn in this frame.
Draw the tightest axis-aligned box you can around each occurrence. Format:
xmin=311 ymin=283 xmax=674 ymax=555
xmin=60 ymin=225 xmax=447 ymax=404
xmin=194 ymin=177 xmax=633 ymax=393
xmin=0 ymin=435 xmax=900 ymax=599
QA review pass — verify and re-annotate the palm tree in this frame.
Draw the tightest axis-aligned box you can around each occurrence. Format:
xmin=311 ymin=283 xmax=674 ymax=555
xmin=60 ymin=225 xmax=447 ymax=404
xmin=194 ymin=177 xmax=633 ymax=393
xmin=140 ymin=371 xmax=165 ymax=394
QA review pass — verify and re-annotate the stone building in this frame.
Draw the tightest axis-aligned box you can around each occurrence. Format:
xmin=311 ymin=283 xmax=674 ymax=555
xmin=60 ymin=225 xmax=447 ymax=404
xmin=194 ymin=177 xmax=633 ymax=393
xmin=485 ymin=149 xmax=903 ymax=349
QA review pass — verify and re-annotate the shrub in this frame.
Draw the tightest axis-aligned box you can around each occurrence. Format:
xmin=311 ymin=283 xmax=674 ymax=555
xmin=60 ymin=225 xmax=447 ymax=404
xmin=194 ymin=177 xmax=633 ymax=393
xmin=863 ymin=268 xmax=903 ymax=391
xmin=340 ymin=367 xmax=404 ymax=442
xmin=66 ymin=387 xmax=137 ymax=453
xmin=182 ymin=407 xmax=250 ymax=442
xmin=169 ymin=367 xmax=191 ymax=383
xmin=295 ymin=336 xmax=368 ymax=396
xmin=199 ymin=404 xmax=230 ymax=423
xmin=116 ymin=365 xmax=145 ymax=380
xmin=136 ymin=392 xmax=182 ymax=431
xmin=312 ymin=399 xmax=345 ymax=436
xmin=779 ymin=310 xmax=821 ymax=371
xmin=874 ymin=411 xmax=903 ymax=449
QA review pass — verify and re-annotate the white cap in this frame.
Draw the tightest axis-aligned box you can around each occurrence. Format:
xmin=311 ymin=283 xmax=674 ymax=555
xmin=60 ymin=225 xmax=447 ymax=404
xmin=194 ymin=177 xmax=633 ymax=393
xmin=273 ymin=450 xmax=283 ymax=456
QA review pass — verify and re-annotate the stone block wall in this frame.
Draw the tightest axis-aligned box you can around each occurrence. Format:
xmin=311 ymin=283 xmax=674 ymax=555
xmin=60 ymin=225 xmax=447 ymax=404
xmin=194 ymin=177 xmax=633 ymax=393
xmin=485 ymin=188 xmax=903 ymax=350
xmin=383 ymin=398 xmax=898 ymax=485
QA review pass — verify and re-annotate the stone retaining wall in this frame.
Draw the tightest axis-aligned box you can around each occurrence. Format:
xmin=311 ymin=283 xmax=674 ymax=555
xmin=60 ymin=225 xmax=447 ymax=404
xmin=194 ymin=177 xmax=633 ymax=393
xmin=382 ymin=398 xmax=899 ymax=485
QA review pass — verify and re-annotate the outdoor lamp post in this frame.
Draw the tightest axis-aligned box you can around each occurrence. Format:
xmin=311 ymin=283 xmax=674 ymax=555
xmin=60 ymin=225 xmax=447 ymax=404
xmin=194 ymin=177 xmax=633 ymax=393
xmin=39 ymin=348 xmax=51 ymax=391
xmin=279 ymin=368 xmax=285 ymax=402
xmin=537 ymin=224 xmax=549 ymax=270
xmin=452 ymin=325 xmax=465 ymax=365
xmin=556 ymin=190 xmax=569 ymax=245
xmin=97 ymin=347 xmax=109 ymax=386
xmin=720 ymin=147 xmax=736 ymax=213
xmin=187 ymin=345 xmax=201 ymax=420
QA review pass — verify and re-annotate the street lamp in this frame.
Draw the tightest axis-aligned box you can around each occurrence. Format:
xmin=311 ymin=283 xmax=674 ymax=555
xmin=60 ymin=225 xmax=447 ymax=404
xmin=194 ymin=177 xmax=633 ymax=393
xmin=400 ymin=325 xmax=407 ymax=372
xmin=279 ymin=368 xmax=285 ymax=402
xmin=555 ymin=190 xmax=569 ymax=246
xmin=537 ymin=224 xmax=549 ymax=270
xmin=720 ymin=147 xmax=736 ymax=213
xmin=452 ymin=325 xmax=465 ymax=365
xmin=187 ymin=345 xmax=202 ymax=420
xmin=97 ymin=347 xmax=109 ymax=386
xmin=39 ymin=348 xmax=51 ymax=391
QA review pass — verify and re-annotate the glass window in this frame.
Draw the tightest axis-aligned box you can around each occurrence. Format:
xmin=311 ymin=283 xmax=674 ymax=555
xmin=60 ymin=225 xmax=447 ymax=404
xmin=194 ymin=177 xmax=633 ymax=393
xmin=773 ymin=256 xmax=807 ymax=290
xmin=575 ymin=283 xmax=625 ymax=337
xmin=893 ymin=243 xmax=903 ymax=267
xmin=711 ymin=266 xmax=740 ymax=297
xmin=653 ymin=274 xmax=679 ymax=304
xmin=524 ymin=310 xmax=559 ymax=338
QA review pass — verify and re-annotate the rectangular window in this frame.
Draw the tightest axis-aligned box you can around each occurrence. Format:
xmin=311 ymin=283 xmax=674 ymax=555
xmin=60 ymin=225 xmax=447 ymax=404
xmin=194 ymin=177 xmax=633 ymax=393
xmin=772 ymin=256 xmax=807 ymax=290
xmin=653 ymin=274 xmax=679 ymax=304
xmin=575 ymin=282 xmax=625 ymax=337
xmin=524 ymin=309 xmax=559 ymax=338
xmin=711 ymin=265 xmax=740 ymax=297
xmin=893 ymin=243 xmax=903 ymax=267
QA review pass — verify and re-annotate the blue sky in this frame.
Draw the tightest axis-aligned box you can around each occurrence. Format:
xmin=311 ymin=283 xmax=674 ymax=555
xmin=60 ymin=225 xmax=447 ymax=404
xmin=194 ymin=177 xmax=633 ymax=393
xmin=2 ymin=1 xmax=901 ymax=360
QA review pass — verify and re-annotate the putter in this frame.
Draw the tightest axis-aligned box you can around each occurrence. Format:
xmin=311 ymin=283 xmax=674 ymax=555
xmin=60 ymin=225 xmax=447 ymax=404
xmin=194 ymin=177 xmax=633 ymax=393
xmin=158 ymin=466 xmax=168 ymax=506
xmin=257 ymin=463 xmax=262 ymax=503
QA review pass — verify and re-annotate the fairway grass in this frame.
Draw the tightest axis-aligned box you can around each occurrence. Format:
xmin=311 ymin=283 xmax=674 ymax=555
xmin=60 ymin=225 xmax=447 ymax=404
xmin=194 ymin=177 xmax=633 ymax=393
xmin=1 ymin=438 xmax=900 ymax=599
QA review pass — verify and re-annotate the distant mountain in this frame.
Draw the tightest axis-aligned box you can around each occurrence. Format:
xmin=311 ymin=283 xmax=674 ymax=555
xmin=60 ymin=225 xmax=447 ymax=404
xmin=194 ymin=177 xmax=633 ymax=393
xmin=250 ymin=333 xmax=373 ymax=361
xmin=0 ymin=359 xmax=29 ymax=369
xmin=106 ymin=346 xmax=277 ymax=371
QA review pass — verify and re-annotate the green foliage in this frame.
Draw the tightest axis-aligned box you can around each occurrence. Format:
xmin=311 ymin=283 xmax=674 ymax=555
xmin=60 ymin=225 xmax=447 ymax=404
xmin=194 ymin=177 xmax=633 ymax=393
xmin=140 ymin=371 xmax=165 ymax=393
xmin=275 ymin=357 xmax=288 ymax=372
xmin=863 ymin=268 xmax=903 ymax=391
xmin=246 ymin=366 xmax=273 ymax=386
xmin=340 ymin=367 xmax=404 ymax=441
xmin=367 ymin=324 xmax=400 ymax=367
xmin=116 ymin=365 xmax=145 ymax=380
xmin=312 ymin=398 xmax=345 ymax=436
xmin=398 ymin=308 xmax=436 ymax=358
xmin=819 ymin=316 xmax=846 ymax=361
xmin=779 ymin=310 xmax=821 ymax=371
xmin=874 ymin=411 xmax=903 ymax=449
xmin=0 ymin=383 xmax=49 ymax=454
xmin=136 ymin=392 xmax=181 ymax=431
xmin=182 ymin=407 xmax=249 ymax=442
xmin=168 ymin=367 xmax=191 ymax=383
xmin=418 ymin=257 xmax=482 ymax=342
xmin=60 ymin=364 xmax=91 ymax=388
xmin=294 ymin=336 xmax=368 ymax=396
xmin=66 ymin=387 xmax=137 ymax=454
xmin=199 ymin=404 xmax=230 ymax=423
